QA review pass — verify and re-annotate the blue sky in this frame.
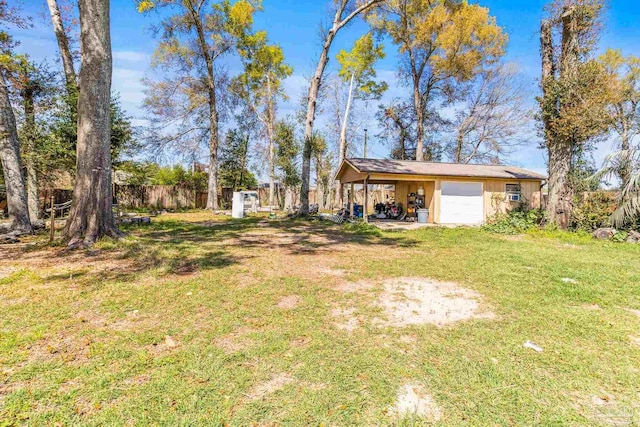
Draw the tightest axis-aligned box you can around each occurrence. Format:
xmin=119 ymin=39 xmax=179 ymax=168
xmin=11 ymin=0 xmax=640 ymax=178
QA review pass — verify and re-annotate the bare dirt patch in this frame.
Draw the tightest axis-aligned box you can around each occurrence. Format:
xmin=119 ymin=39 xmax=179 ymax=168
xmin=624 ymin=308 xmax=640 ymax=318
xmin=276 ymin=295 xmax=302 ymax=309
xmin=331 ymin=307 xmax=359 ymax=332
xmin=376 ymin=278 xmax=495 ymax=328
xmin=391 ymin=383 xmax=442 ymax=421
xmin=335 ymin=280 xmax=375 ymax=293
xmin=246 ymin=373 xmax=295 ymax=400
xmin=0 ymin=266 xmax=19 ymax=280
xmin=214 ymin=328 xmax=255 ymax=354
xmin=316 ymin=266 xmax=347 ymax=277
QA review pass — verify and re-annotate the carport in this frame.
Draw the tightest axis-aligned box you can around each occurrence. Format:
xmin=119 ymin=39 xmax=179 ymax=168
xmin=335 ymin=158 xmax=546 ymax=225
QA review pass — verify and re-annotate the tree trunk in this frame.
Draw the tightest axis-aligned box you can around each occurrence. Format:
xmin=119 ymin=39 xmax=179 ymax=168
xmin=63 ymin=0 xmax=119 ymax=247
xmin=205 ymin=103 xmax=220 ymax=210
xmin=413 ymin=82 xmax=425 ymax=161
xmin=454 ymin=128 xmax=464 ymax=163
xmin=0 ymin=71 xmax=32 ymax=234
xmin=267 ymin=77 xmax=276 ymax=207
xmin=46 ymin=0 xmax=77 ymax=92
xmin=619 ymin=125 xmax=631 ymax=189
xmin=547 ymin=141 xmax=573 ymax=229
xmin=335 ymin=72 xmax=355 ymax=208
xmin=300 ymin=29 xmax=334 ymax=216
xmin=299 ymin=0 xmax=381 ymax=215
xmin=22 ymin=85 xmax=40 ymax=221
xmin=188 ymin=4 xmax=219 ymax=211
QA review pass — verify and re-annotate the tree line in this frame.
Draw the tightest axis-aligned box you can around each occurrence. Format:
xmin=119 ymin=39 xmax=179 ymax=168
xmin=0 ymin=0 xmax=638 ymax=247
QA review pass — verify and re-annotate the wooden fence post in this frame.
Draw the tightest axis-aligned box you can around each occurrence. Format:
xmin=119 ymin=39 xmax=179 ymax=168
xmin=49 ymin=193 xmax=55 ymax=243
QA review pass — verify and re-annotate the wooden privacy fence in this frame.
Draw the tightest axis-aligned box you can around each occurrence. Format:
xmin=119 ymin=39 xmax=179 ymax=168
xmin=116 ymin=185 xmax=199 ymax=210
xmin=115 ymin=185 xmax=235 ymax=210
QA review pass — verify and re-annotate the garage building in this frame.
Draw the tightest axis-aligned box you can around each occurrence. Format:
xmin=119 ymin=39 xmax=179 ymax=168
xmin=335 ymin=158 xmax=546 ymax=225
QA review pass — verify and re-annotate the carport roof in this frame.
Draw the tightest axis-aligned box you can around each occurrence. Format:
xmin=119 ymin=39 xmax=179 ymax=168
xmin=339 ymin=158 xmax=547 ymax=181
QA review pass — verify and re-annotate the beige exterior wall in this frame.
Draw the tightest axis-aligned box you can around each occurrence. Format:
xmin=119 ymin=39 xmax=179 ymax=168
xmin=336 ymin=163 xmax=543 ymax=224
xmin=389 ymin=177 xmax=542 ymax=224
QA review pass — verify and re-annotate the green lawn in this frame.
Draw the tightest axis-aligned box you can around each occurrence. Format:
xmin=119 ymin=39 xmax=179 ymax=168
xmin=1 ymin=212 xmax=639 ymax=426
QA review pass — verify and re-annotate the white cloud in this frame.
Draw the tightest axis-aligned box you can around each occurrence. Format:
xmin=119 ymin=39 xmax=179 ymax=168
xmin=113 ymin=51 xmax=151 ymax=63
xmin=112 ymin=68 xmax=146 ymax=111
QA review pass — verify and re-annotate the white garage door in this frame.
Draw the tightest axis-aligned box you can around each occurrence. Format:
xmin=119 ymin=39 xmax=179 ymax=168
xmin=440 ymin=181 xmax=484 ymax=224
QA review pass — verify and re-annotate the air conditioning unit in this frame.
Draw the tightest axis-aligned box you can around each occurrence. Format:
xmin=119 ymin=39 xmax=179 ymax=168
xmin=507 ymin=193 xmax=521 ymax=202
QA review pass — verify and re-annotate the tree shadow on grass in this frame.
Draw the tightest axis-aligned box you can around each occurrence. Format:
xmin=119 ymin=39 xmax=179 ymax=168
xmin=136 ymin=217 xmax=419 ymax=257
xmin=7 ymin=216 xmax=419 ymax=285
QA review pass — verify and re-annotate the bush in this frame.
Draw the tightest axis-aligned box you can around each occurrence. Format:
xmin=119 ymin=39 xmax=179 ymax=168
xmin=570 ymin=191 xmax=615 ymax=232
xmin=483 ymin=207 xmax=546 ymax=235
xmin=611 ymin=230 xmax=628 ymax=243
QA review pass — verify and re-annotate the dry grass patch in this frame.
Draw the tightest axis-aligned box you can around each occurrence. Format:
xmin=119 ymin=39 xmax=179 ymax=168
xmin=214 ymin=327 xmax=256 ymax=354
xmin=391 ymin=383 xmax=442 ymax=421
xmin=331 ymin=307 xmax=360 ymax=332
xmin=276 ymin=295 xmax=302 ymax=309
xmin=246 ymin=373 xmax=295 ymax=400
xmin=376 ymin=278 xmax=495 ymax=328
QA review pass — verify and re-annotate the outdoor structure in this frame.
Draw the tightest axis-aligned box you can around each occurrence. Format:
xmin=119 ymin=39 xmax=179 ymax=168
xmin=335 ymin=158 xmax=546 ymax=225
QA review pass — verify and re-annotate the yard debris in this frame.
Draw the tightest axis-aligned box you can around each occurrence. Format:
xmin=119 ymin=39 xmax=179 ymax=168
xmin=561 ymin=278 xmax=578 ymax=284
xmin=391 ymin=383 xmax=442 ymax=421
xmin=375 ymin=278 xmax=495 ymax=328
xmin=523 ymin=341 xmax=543 ymax=352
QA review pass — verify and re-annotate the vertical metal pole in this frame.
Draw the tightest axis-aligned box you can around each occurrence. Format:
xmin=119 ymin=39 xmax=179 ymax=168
xmin=49 ymin=193 xmax=55 ymax=243
xmin=349 ymin=183 xmax=355 ymax=218
xmin=363 ymin=177 xmax=369 ymax=223
xmin=363 ymin=128 xmax=368 ymax=158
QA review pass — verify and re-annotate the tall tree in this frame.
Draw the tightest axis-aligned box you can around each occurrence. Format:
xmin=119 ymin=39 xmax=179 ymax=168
xmin=449 ymin=63 xmax=531 ymax=164
xmin=14 ymin=59 xmax=45 ymax=221
xmin=0 ymin=1 xmax=32 ymax=234
xmin=369 ymin=0 xmax=507 ymax=161
xmin=599 ymin=49 xmax=640 ymax=187
xmin=138 ymin=0 xmax=261 ymax=211
xmin=539 ymin=0 xmax=611 ymax=228
xmin=335 ymin=33 xmax=386 ymax=166
xmin=298 ymin=0 xmax=383 ymax=216
xmin=334 ymin=32 xmax=386 ymax=206
xmin=45 ymin=0 xmax=77 ymax=93
xmin=219 ymin=129 xmax=256 ymax=191
xmin=274 ymin=120 xmax=300 ymax=211
xmin=63 ymin=0 xmax=119 ymax=246
xmin=233 ymin=30 xmax=292 ymax=206
xmin=376 ymin=99 xmax=416 ymax=160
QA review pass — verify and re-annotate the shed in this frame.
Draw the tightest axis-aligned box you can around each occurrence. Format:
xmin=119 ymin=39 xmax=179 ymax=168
xmin=335 ymin=158 xmax=546 ymax=225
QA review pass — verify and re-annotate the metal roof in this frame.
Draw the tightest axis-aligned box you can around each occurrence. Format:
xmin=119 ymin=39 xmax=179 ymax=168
xmin=343 ymin=158 xmax=547 ymax=181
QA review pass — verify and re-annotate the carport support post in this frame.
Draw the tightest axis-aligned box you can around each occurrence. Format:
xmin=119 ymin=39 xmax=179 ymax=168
xmin=363 ymin=177 xmax=369 ymax=223
xmin=349 ymin=183 xmax=354 ymax=218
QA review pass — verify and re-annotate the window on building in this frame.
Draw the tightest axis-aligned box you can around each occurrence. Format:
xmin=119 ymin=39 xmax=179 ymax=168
xmin=506 ymin=184 xmax=521 ymax=194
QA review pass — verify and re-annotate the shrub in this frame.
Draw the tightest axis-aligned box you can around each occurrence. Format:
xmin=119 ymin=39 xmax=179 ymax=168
xmin=611 ymin=230 xmax=629 ymax=243
xmin=483 ymin=207 xmax=546 ymax=235
xmin=570 ymin=190 xmax=616 ymax=232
